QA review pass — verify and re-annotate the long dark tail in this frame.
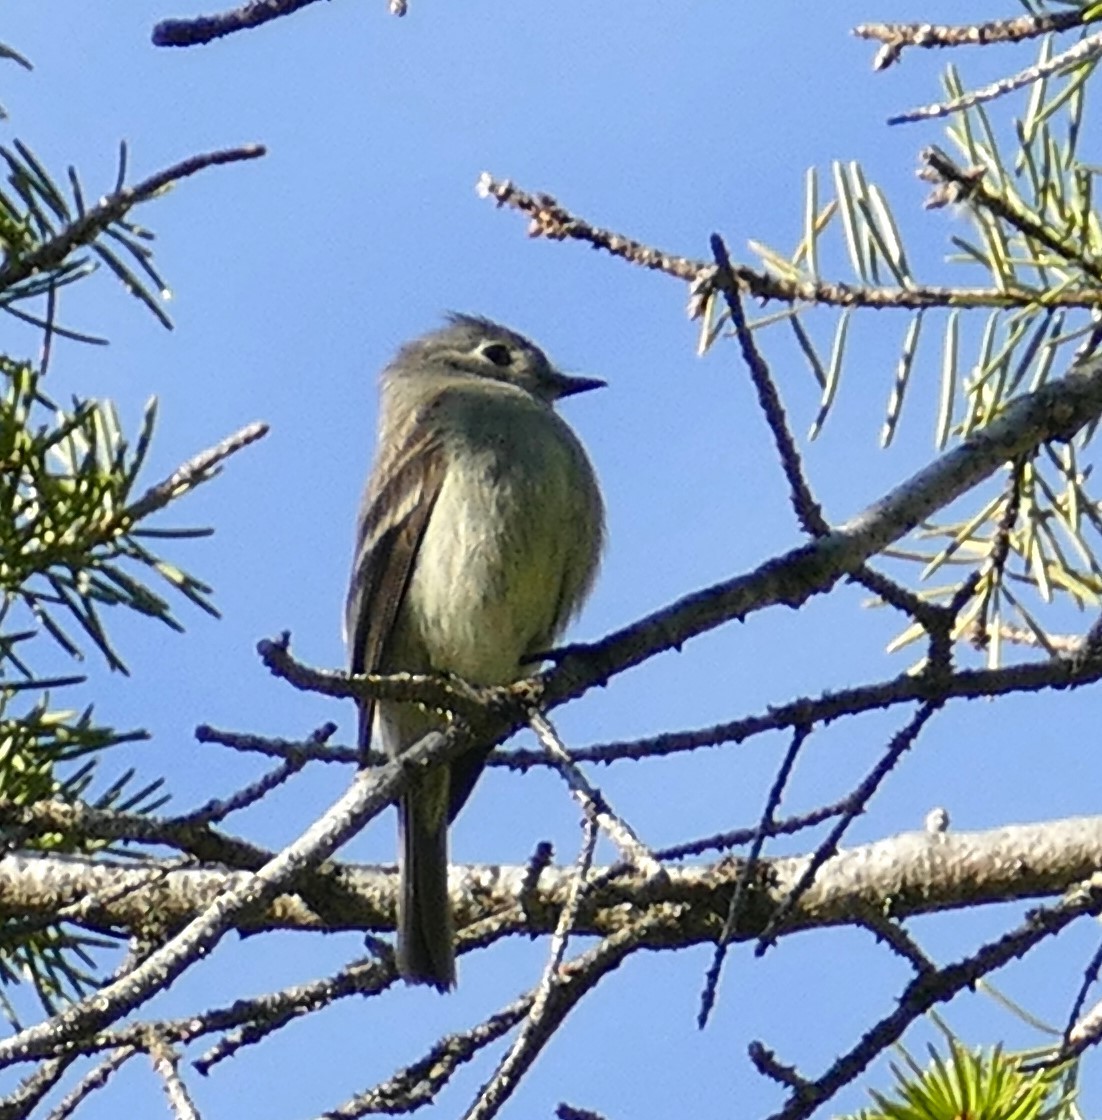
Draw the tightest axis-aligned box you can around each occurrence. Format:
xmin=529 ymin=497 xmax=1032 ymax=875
xmin=396 ymin=778 xmax=455 ymax=990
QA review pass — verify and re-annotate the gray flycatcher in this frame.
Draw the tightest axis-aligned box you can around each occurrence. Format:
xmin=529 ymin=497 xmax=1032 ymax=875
xmin=345 ymin=314 xmax=605 ymax=989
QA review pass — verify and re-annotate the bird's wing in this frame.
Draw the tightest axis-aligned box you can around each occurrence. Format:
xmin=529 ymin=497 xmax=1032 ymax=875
xmin=346 ymin=422 xmax=446 ymax=756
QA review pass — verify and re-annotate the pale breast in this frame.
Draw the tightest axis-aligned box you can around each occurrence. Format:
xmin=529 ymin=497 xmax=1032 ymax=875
xmin=401 ymin=390 xmax=602 ymax=685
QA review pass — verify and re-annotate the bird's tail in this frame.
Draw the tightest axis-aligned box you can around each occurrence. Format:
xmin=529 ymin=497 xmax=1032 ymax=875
xmin=396 ymin=772 xmax=456 ymax=990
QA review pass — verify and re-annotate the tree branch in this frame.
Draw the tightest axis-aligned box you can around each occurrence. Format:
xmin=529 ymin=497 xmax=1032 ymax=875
xmin=4 ymin=817 xmax=1102 ymax=949
xmin=477 ymin=175 xmax=1102 ymax=311
xmin=151 ymin=0 xmax=324 ymax=47
xmin=0 ymin=751 xmax=429 ymax=1067
xmin=0 ymin=145 xmax=266 ymax=296
xmin=544 ymin=351 xmax=1102 ymax=706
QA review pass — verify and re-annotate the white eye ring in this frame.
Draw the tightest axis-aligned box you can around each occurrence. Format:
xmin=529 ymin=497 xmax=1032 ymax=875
xmin=481 ymin=342 xmax=513 ymax=368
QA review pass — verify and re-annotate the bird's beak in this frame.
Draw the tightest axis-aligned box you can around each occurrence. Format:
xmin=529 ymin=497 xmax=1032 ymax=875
xmin=552 ymin=371 xmax=607 ymax=399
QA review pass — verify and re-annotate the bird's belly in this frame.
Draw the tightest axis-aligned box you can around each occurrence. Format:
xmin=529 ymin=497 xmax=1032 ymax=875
xmin=402 ymin=455 xmax=577 ymax=684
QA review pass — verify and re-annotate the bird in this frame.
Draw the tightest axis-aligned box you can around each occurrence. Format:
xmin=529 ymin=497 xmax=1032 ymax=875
xmin=346 ymin=314 xmax=605 ymax=989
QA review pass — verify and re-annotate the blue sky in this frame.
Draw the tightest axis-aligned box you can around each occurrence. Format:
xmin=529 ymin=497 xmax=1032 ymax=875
xmin=2 ymin=3 xmax=1098 ymax=1118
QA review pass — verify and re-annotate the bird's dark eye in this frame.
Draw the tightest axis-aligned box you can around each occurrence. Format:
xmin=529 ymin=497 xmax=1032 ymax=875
xmin=481 ymin=343 xmax=513 ymax=367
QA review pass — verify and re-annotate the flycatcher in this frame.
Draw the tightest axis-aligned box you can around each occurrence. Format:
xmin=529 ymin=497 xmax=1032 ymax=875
xmin=346 ymin=314 xmax=604 ymax=989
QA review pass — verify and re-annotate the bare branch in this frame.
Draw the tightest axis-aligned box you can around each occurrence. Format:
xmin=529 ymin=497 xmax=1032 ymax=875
xmin=152 ymin=0 xmax=324 ymax=47
xmin=125 ymin=420 xmax=269 ymax=522
xmin=700 ymin=725 xmax=810 ymax=1027
xmin=478 ymin=175 xmax=1102 ymax=312
xmin=195 ymin=723 xmax=358 ymax=765
xmin=711 ymin=234 xmax=827 ymax=534
xmin=855 ymin=911 xmax=936 ymax=974
xmin=149 ymin=1036 xmax=202 ymax=1120
xmin=529 ymin=713 xmax=661 ymax=876
xmin=755 ymin=703 xmax=941 ymax=956
xmin=462 ymin=816 xmax=600 ymax=1120
xmin=2 ymin=817 xmax=1102 ymax=970
xmin=710 ymin=233 xmax=946 ymax=632
xmin=547 ymin=352 xmax=1102 ymax=708
xmin=854 ymin=10 xmax=1090 ymax=70
xmin=180 ymin=724 xmax=335 ymax=826
xmin=0 ymin=757 xmax=418 ymax=1067
xmin=323 ymin=996 xmax=532 ymax=1115
xmin=40 ymin=1048 xmax=137 ymax=1120
xmin=764 ymin=875 xmax=1102 ymax=1120
xmin=257 ymin=632 xmax=503 ymax=719
xmin=0 ymin=1055 xmax=75 ymax=1120
xmin=889 ymin=31 xmax=1102 ymax=125
xmin=460 ymin=914 xmax=670 ymax=1120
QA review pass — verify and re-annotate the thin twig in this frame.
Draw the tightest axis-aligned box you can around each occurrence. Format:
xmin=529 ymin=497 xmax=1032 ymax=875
xmin=464 ymin=816 xmax=600 ymax=1120
xmin=126 ymin=420 xmax=269 ymax=522
xmin=921 ymin=147 xmax=1102 ymax=284
xmin=712 ymin=235 xmax=827 ymax=534
xmin=653 ymin=800 xmax=846 ymax=861
xmin=460 ymin=914 xmax=671 ymax=1120
xmin=711 ymin=232 xmax=948 ymax=631
xmin=196 ymin=723 xmax=358 ymax=765
xmin=529 ymin=713 xmax=662 ymax=876
xmin=0 ymin=1055 xmax=74 ymax=1120
xmin=698 ymin=725 xmax=811 ymax=1028
xmin=890 ymin=31 xmax=1102 ymax=125
xmin=149 ymin=1036 xmax=201 ymax=1120
xmin=39 ymin=282 xmax=57 ymax=375
xmin=749 ymin=1042 xmax=809 ymax=1091
xmin=756 ymin=702 xmax=941 ymax=954
xmin=179 ymin=723 xmax=335 ymax=826
xmin=192 ymin=953 xmax=394 ymax=1073
xmin=0 ymin=146 xmax=266 ymax=293
xmin=856 ymin=911 xmax=936 ymax=974
xmin=322 ymin=996 xmax=533 ymax=1116
xmin=41 ymin=1048 xmax=138 ymax=1120
xmin=970 ymin=460 xmax=1026 ymax=651
xmin=478 ymin=174 xmax=1102 ymax=311
xmin=259 ymin=632 xmax=499 ymax=720
xmin=180 ymin=756 xmax=304 ymax=825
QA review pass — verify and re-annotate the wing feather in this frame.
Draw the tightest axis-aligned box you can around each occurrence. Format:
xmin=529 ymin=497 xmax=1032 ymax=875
xmin=346 ymin=422 xmax=446 ymax=756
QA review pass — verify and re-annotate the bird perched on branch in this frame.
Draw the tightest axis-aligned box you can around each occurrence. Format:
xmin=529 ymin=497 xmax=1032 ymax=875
xmin=346 ymin=314 xmax=605 ymax=989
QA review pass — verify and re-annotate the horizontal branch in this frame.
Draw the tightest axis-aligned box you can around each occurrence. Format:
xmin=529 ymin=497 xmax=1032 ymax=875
xmin=854 ymin=10 xmax=1087 ymax=49
xmin=205 ymin=636 xmax=1102 ymax=772
xmin=853 ymin=10 xmax=1088 ymax=70
xmin=477 ymin=174 xmax=1102 ymax=311
xmin=525 ymin=644 xmax=1102 ymax=768
xmin=8 ymin=815 xmax=1102 ymax=943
